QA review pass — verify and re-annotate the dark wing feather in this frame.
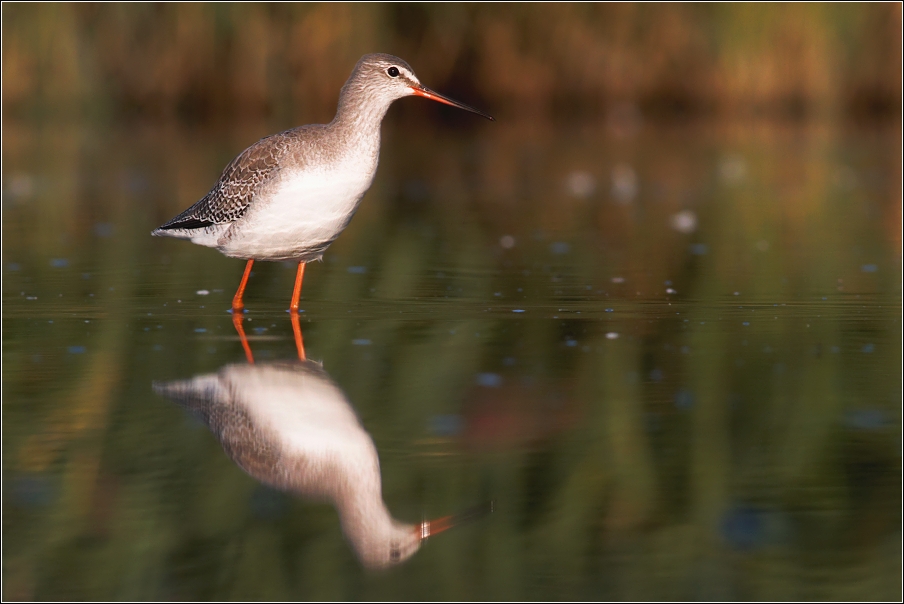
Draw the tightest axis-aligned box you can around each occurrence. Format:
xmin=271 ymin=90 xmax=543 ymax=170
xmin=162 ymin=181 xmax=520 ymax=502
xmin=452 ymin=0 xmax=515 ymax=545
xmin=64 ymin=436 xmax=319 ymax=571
xmin=153 ymin=376 xmax=283 ymax=481
xmin=156 ymin=132 xmax=293 ymax=231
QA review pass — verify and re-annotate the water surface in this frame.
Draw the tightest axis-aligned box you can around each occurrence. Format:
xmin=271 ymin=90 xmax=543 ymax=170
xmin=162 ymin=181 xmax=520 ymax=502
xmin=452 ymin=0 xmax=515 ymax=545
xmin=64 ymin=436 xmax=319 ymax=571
xmin=3 ymin=116 xmax=901 ymax=600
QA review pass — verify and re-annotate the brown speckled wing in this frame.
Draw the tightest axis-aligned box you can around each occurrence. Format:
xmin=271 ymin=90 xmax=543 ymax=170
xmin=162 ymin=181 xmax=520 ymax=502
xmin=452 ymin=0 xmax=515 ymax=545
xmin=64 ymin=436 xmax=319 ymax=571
xmin=212 ymin=404 xmax=284 ymax=482
xmin=154 ymin=374 xmax=287 ymax=486
xmin=153 ymin=361 xmax=335 ymax=493
xmin=157 ymin=132 xmax=292 ymax=231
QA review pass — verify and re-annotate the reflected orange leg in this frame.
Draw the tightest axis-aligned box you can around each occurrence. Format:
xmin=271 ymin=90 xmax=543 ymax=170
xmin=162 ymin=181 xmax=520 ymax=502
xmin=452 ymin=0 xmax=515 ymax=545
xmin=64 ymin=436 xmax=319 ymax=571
xmin=290 ymin=262 xmax=306 ymax=312
xmin=232 ymin=259 xmax=255 ymax=312
xmin=231 ymin=311 xmax=255 ymax=364
xmin=290 ymin=311 xmax=307 ymax=362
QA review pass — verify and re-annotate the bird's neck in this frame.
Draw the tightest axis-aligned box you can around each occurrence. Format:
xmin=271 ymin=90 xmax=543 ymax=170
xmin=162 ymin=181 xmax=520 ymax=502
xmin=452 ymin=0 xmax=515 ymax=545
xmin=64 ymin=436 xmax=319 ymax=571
xmin=336 ymin=485 xmax=398 ymax=555
xmin=330 ymin=83 xmax=395 ymax=143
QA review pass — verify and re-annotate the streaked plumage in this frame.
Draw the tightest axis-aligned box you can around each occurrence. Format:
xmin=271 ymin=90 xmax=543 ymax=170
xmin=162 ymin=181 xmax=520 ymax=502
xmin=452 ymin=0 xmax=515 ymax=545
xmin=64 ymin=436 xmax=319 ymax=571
xmin=152 ymin=53 xmax=492 ymax=310
xmin=154 ymin=360 xmax=423 ymax=569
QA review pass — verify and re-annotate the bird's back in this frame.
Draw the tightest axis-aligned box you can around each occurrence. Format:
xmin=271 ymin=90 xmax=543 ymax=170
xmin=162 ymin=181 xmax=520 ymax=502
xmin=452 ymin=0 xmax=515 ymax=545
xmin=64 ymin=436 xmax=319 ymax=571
xmin=152 ymin=123 xmax=379 ymax=261
xmin=154 ymin=361 xmax=379 ymax=495
xmin=152 ymin=129 xmax=298 ymax=237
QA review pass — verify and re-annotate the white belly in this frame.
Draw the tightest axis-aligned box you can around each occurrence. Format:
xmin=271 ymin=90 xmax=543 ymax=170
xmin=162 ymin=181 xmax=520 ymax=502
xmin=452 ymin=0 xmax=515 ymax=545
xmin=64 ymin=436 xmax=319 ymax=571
xmin=235 ymin=368 xmax=370 ymax=455
xmin=219 ymin=163 xmax=375 ymax=261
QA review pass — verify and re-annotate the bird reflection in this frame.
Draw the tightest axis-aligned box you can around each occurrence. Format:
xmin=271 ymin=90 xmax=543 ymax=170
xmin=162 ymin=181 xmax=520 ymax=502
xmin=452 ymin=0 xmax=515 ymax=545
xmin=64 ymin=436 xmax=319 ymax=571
xmin=154 ymin=316 xmax=490 ymax=569
xmin=230 ymin=310 xmax=306 ymax=364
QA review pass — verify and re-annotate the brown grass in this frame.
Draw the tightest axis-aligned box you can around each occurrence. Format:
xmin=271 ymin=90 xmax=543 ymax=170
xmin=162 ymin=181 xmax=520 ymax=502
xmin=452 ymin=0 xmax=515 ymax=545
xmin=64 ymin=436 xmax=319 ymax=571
xmin=2 ymin=3 xmax=901 ymax=122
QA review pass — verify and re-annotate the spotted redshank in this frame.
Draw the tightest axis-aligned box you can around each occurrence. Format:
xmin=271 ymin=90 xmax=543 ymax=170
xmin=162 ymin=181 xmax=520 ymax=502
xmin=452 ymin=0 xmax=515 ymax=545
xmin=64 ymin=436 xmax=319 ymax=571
xmin=152 ymin=53 xmax=492 ymax=312
xmin=153 ymin=354 xmax=493 ymax=569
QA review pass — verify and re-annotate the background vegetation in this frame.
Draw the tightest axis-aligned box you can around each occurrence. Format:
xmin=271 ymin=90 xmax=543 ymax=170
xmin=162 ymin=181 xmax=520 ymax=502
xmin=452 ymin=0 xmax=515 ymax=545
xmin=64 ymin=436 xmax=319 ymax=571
xmin=3 ymin=3 xmax=901 ymax=123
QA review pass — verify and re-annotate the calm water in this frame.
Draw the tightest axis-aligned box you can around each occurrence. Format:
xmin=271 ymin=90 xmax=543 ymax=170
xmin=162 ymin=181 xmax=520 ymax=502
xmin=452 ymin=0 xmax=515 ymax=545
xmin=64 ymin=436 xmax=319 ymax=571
xmin=3 ymin=115 xmax=901 ymax=600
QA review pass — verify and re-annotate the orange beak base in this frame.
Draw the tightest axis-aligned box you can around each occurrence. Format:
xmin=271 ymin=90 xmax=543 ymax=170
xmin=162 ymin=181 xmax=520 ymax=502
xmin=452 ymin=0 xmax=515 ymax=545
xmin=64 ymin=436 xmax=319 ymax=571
xmin=418 ymin=499 xmax=496 ymax=540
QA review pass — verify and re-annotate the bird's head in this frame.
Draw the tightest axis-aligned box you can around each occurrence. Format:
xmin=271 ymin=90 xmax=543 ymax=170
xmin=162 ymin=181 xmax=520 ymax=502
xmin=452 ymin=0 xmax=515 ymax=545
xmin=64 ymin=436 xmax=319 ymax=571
xmin=345 ymin=53 xmax=494 ymax=121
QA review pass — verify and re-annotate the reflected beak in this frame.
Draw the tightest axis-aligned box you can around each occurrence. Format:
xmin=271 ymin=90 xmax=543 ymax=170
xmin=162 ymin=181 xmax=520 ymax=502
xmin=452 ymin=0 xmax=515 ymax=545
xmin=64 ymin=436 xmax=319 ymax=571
xmin=418 ymin=500 xmax=496 ymax=540
xmin=410 ymin=85 xmax=495 ymax=121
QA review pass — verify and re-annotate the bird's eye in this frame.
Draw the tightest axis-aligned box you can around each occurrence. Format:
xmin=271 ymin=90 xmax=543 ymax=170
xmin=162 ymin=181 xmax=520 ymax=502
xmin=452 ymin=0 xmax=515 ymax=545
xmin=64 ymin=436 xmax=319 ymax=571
xmin=390 ymin=546 xmax=401 ymax=561
xmin=387 ymin=67 xmax=400 ymax=78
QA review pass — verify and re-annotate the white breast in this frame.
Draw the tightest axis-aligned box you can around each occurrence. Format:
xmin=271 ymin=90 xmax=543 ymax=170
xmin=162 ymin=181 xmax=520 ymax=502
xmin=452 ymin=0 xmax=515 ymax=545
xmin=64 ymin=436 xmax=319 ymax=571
xmin=220 ymin=154 xmax=378 ymax=261
xmin=228 ymin=365 xmax=375 ymax=460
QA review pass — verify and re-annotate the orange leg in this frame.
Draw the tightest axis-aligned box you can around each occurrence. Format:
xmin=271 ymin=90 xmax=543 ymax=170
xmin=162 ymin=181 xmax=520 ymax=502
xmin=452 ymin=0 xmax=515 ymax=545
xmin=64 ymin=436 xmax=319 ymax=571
xmin=290 ymin=262 xmax=306 ymax=312
xmin=231 ymin=311 xmax=254 ymax=364
xmin=232 ymin=259 xmax=255 ymax=312
xmin=290 ymin=311 xmax=307 ymax=362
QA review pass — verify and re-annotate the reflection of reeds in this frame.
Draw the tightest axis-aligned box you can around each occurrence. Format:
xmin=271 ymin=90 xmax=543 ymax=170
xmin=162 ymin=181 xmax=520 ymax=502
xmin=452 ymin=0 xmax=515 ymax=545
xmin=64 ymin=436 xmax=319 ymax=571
xmin=2 ymin=4 xmax=901 ymax=121
xmin=2 ymin=112 xmax=900 ymax=598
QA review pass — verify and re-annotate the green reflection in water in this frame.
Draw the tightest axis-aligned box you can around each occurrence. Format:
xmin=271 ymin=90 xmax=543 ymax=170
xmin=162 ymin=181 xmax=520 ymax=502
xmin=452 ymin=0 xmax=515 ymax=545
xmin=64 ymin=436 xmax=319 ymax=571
xmin=2 ymin=118 xmax=901 ymax=601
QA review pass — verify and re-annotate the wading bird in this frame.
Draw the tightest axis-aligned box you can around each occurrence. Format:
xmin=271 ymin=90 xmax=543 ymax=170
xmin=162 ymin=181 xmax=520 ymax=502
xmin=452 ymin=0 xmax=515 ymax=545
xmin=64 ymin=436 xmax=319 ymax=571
xmin=154 ymin=355 xmax=492 ymax=569
xmin=152 ymin=53 xmax=492 ymax=312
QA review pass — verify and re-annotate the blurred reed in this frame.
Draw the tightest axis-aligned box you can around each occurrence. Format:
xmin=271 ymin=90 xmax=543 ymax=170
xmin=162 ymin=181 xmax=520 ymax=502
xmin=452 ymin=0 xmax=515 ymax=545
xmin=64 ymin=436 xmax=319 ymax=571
xmin=2 ymin=3 xmax=901 ymax=123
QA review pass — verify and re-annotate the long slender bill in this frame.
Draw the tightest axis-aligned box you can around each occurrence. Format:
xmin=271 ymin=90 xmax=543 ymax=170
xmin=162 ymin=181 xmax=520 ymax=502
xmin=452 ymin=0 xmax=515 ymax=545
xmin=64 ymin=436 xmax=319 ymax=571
xmin=418 ymin=500 xmax=496 ymax=540
xmin=411 ymin=86 xmax=495 ymax=121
